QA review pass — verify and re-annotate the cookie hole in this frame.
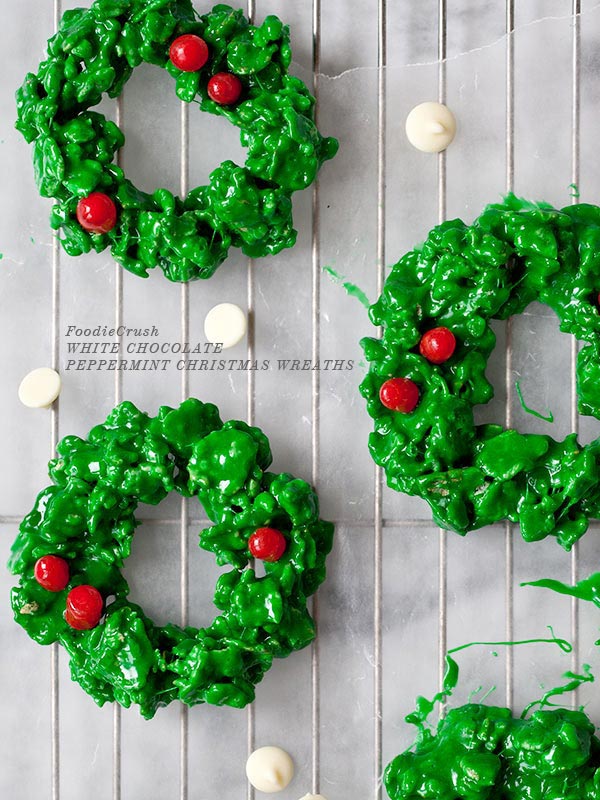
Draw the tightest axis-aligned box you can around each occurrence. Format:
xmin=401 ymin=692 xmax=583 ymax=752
xmin=253 ymin=559 xmax=267 ymax=579
xmin=123 ymin=518 xmax=229 ymax=629
xmin=474 ymin=302 xmax=599 ymax=444
xmin=121 ymin=63 xmax=246 ymax=196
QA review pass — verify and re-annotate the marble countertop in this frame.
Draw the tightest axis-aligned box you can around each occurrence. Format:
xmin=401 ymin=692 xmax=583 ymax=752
xmin=2 ymin=1 xmax=600 ymax=798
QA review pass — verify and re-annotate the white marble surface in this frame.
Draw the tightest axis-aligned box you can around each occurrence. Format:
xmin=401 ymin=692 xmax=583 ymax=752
xmin=3 ymin=1 xmax=600 ymax=798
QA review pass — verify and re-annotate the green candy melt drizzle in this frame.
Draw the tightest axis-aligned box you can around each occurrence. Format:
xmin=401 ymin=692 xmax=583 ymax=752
xmin=523 ymin=572 xmax=600 ymax=608
xmin=8 ymin=399 xmax=334 ymax=718
xmin=515 ymin=380 xmax=554 ymax=423
xmin=323 ymin=266 xmax=371 ymax=309
xmin=361 ymin=194 xmax=600 ymax=550
xmin=386 ymin=639 xmax=599 ymax=800
xmin=16 ymin=0 xmax=338 ymax=282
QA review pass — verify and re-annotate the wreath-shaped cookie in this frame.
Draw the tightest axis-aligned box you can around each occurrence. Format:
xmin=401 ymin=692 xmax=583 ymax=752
xmin=385 ymin=704 xmax=600 ymax=799
xmin=8 ymin=399 xmax=334 ymax=718
xmin=360 ymin=194 xmax=600 ymax=550
xmin=16 ymin=0 xmax=338 ymax=281
xmin=385 ymin=639 xmax=597 ymax=799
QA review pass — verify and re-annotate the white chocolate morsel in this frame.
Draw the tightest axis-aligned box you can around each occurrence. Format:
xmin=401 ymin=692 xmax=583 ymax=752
xmin=405 ymin=101 xmax=457 ymax=153
xmin=298 ymin=795 xmax=328 ymax=800
xmin=204 ymin=302 xmax=247 ymax=349
xmin=18 ymin=367 xmax=61 ymax=408
xmin=245 ymin=746 xmax=294 ymax=793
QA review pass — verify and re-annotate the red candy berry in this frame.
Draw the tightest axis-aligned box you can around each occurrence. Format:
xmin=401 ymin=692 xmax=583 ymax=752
xmin=207 ymin=72 xmax=243 ymax=105
xmin=76 ymin=193 xmax=117 ymax=234
xmin=419 ymin=327 xmax=456 ymax=364
xmin=34 ymin=555 xmax=70 ymax=592
xmin=169 ymin=34 xmax=209 ymax=72
xmin=379 ymin=378 xmax=420 ymax=413
xmin=248 ymin=527 xmax=287 ymax=562
xmin=65 ymin=585 xmax=104 ymax=630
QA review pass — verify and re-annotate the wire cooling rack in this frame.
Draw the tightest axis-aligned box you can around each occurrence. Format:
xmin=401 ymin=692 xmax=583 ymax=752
xmin=3 ymin=1 xmax=600 ymax=799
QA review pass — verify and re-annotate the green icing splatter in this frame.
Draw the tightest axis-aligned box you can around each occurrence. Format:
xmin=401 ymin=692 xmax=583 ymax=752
xmin=407 ymin=634 xmax=575 ymax=733
xmin=8 ymin=399 xmax=334 ymax=718
xmin=515 ymin=380 xmax=554 ymax=423
xmin=15 ymin=1 xmax=338 ymax=282
xmin=361 ymin=194 xmax=600 ymax=550
xmin=323 ymin=266 xmax=370 ymax=309
xmin=521 ymin=662 xmax=595 ymax=717
xmin=385 ymin=638 xmax=598 ymax=800
xmin=523 ymin=572 xmax=600 ymax=608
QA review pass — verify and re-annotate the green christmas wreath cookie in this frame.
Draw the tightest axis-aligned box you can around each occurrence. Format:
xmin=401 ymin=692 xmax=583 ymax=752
xmin=8 ymin=399 xmax=334 ymax=718
xmin=16 ymin=0 xmax=338 ymax=281
xmin=385 ymin=704 xmax=600 ymax=800
xmin=361 ymin=194 xmax=600 ymax=550
xmin=385 ymin=640 xmax=598 ymax=799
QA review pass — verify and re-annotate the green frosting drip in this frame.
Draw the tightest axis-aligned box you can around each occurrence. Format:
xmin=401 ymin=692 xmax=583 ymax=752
xmin=8 ymin=399 xmax=334 ymax=718
xmin=361 ymin=194 xmax=600 ymax=550
xmin=515 ymin=380 xmax=554 ymax=424
xmin=386 ymin=640 xmax=599 ymax=800
xmin=323 ymin=266 xmax=371 ymax=309
xmin=16 ymin=0 xmax=338 ymax=281
xmin=523 ymin=572 xmax=600 ymax=608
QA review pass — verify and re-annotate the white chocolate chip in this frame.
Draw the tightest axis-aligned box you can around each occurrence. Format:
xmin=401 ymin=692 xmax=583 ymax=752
xmin=405 ymin=102 xmax=457 ymax=153
xmin=246 ymin=746 xmax=294 ymax=793
xmin=204 ymin=302 xmax=247 ymax=349
xmin=18 ymin=367 xmax=61 ymax=408
xmin=298 ymin=795 xmax=328 ymax=800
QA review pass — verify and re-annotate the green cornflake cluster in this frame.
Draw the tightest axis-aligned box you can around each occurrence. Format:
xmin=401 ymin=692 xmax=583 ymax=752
xmin=385 ymin=704 xmax=600 ymax=800
xmin=361 ymin=194 xmax=600 ymax=550
xmin=386 ymin=642 xmax=598 ymax=800
xmin=16 ymin=0 xmax=338 ymax=281
xmin=8 ymin=399 xmax=334 ymax=718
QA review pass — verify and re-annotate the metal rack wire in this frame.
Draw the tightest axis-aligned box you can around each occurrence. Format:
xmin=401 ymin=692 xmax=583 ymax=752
xmin=310 ymin=0 xmax=322 ymax=795
xmin=570 ymin=0 xmax=582 ymax=706
xmin=51 ymin=2 xmax=62 ymax=796
xmin=504 ymin=0 xmax=515 ymax=715
xmin=36 ymin=2 xmax=588 ymax=799
xmin=374 ymin=1 xmax=386 ymax=798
